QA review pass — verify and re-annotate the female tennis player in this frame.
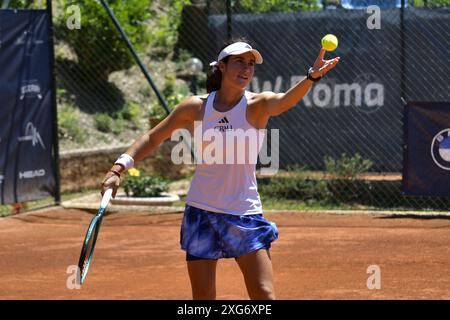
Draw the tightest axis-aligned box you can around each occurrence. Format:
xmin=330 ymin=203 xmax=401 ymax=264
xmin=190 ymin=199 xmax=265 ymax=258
xmin=101 ymin=38 xmax=340 ymax=300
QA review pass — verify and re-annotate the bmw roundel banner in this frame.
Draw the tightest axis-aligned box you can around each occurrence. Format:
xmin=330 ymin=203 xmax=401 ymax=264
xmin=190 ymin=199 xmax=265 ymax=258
xmin=403 ymin=101 xmax=450 ymax=196
xmin=0 ymin=9 xmax=57 ymax=205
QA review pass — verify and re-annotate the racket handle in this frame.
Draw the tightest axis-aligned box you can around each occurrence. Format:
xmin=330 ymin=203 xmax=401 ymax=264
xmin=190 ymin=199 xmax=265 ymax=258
xmin=101 ymin=188 xmax=113 ymax=209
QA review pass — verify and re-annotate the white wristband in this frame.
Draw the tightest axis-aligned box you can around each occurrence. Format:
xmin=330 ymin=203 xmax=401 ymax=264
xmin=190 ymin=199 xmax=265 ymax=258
xmin=114 ymin=153 xmax=135 ymax=170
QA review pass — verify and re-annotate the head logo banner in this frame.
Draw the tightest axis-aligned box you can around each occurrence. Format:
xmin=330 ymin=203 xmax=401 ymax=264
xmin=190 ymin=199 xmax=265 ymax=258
xmin=0 ymin=9 xmax=57 ymax=204
xmin=403 ymin=102 xmax=450 ymax=196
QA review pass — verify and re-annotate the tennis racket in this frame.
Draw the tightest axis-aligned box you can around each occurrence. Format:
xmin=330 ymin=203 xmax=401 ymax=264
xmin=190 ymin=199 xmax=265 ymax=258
xmin=77 ymin=188 xmax=113 ymax=285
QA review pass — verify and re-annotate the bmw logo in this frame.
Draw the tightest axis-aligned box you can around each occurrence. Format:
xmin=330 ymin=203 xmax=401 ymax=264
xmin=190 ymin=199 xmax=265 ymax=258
xmin=431 ymin=129 xmax=450 ymax=170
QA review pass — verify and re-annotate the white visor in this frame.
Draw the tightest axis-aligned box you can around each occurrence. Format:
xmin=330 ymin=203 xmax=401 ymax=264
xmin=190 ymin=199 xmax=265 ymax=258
xmin=217 ymin=42 xmax=263 ymax=64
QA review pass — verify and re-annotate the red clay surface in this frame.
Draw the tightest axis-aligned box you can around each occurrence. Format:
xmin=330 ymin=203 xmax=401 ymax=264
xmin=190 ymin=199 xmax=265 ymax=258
xmin=0 ymin=207 xmax=449 ymax=300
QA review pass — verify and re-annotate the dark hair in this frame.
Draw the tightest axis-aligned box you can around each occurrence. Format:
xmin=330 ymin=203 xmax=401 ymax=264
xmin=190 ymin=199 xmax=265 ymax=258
xmin=206 ymin=37 xmax=254 ymax=93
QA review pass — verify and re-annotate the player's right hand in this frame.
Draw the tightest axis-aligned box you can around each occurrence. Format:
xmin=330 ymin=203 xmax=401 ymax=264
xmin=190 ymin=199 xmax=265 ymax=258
xmin=101 ymin=172 xmax=120 ymax=198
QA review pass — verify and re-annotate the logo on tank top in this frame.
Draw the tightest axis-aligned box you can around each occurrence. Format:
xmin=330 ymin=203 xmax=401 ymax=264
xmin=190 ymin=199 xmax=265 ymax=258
xmin=214 ymin=117 xmax=233 ymax=132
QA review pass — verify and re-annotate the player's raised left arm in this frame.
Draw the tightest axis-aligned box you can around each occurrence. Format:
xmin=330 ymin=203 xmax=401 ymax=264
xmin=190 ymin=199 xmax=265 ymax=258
xmin=262 ymin=48 xmax=340 ymax=116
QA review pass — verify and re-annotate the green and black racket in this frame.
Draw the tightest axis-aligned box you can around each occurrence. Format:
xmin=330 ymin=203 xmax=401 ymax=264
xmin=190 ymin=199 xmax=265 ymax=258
xmin=77 ymin=188 xmax=113 ymax=285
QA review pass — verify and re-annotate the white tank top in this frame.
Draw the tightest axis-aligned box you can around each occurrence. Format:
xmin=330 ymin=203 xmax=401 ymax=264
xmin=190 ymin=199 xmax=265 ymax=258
xmin=185 ymin=90 xmax=265 ymax=215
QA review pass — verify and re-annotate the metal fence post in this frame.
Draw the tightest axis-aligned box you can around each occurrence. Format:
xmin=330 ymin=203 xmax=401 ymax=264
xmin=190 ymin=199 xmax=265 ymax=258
xmin=400 ymin=0 xmax=406 ymax=103
xmin=47 ymin=0 xmax=61 ymax=205
xmin=226 ymin=0 xmax=232 ymax=40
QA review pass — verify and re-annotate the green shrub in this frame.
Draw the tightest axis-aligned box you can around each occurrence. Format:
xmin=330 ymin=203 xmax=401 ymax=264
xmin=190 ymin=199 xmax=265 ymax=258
xmin=112 ymin=117 xmax=125 ymax=135
xmin=119 ymin=101 xmax=143 ymax=124
xmin=150 ymin=74 xmax=189 ymax=119
xmin=149 ymin=103 xmax=168 ymax=121
xmin=58 ymin=107 xmax=86 ymax=142
xmin=258 ymin=166 xmax=332 ymax=204
xmin=149 ymin=0 xmax=192 ymax=56
xmin=122 ymin=169 xmax=170 ymax=197
xmin=163 ymin=74 xmax=189 ymax=104
xmin=326 ymin=179 xmax=371 ymax=204
xmin=0 ymin=204 xmax=11 ymax=216
xmin=324 ymin=153 xmax=373 ymax=180
xmin=116 ymin=101 xmax=144 ymax=129
xmin=324 ymin=153 xmax=374 ymax=204
xmin=410 ymin=0 xmax=450 ymax=7
xmin=258 ymin=155 xmax=375 ymax=206
xmin=94 ymin=113 xmax=113 ymax=133
xmin=259 ymin=176 xmax=330 ymax=203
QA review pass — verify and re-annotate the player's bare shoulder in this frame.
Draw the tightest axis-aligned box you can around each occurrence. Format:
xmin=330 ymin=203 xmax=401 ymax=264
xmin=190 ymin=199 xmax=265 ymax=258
xmin=247 ymin=91 xmax=278 ymax=109
xmin=177 ymin=95 xmax=205 ymax=110
xmin=174 ymin=94 xmax=207 ymax=121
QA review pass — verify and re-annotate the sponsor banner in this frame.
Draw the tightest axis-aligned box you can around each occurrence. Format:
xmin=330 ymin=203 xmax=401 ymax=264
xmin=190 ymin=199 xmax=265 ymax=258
xmin=403 ymin=102 xmax=450 ymax=196
xmin=203 ymin=9 xmax=450 ymax=171
xmin=0 ymin=10 xmax=56 ymax=204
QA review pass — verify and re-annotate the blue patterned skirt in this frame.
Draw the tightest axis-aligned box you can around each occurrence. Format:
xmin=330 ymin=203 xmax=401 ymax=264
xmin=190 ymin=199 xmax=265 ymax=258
xmin=180 ymin=204 xmax=278 ymax=260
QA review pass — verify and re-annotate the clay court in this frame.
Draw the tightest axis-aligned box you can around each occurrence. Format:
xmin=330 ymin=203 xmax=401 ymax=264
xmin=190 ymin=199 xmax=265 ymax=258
xmin=0 ymin=207 xmax=449 ymax=300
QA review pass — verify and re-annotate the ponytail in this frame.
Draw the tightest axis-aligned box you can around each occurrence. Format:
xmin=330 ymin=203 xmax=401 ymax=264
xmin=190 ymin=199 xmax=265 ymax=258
xmin=206 ymin=64 xmax=222 ymax=93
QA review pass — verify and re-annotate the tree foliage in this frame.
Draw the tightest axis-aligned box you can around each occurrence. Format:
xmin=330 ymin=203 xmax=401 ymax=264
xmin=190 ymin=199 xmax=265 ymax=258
xmin=8 ymin=0 xmax=43 ymax=8
xmin=54 ymin=0 xmax=152 ymax=80
xmin=236 ymin=0 xmax=320 ymax=13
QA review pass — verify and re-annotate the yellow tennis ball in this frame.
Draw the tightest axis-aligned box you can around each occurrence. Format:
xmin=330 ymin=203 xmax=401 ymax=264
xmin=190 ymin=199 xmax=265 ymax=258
xmin=321 ymin=34 xmax=338 ymax=52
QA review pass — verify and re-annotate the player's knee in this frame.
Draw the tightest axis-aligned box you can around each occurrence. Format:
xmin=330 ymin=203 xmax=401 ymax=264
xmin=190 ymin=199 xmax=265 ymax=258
xmin=250 ymin=283 xmax=275 ymax=300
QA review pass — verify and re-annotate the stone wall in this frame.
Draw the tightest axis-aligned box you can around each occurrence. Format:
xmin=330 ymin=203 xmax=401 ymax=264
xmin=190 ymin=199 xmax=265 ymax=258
xmin=59 ymin=141 xmax=192 ymax=192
